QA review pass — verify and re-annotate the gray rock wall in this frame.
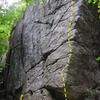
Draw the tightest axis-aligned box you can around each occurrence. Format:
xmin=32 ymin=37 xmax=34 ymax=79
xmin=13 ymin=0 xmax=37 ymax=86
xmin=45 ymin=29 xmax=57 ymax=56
xmin=3 ymin=0 xmax=100 ymax=100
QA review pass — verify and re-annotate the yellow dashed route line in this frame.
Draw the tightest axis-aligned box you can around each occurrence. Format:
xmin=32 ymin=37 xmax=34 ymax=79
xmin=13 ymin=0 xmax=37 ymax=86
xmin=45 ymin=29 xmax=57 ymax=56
xmin=61 ymin=0 xmax=74 ymax=100
xmin=20 ymin=0 xmax=74 ymax=100
xmin=20 ymin=95 xmax=24 ymax=100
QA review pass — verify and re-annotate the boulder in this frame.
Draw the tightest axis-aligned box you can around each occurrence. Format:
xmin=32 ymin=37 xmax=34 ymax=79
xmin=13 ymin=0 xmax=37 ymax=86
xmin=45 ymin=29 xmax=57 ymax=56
xmin=3 ymin=0 xmax=100 ymax=100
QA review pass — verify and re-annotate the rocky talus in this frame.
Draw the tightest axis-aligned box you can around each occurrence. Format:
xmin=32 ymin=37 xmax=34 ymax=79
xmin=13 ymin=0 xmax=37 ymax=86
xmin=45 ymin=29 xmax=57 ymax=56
xmin=2 ymin=0 xmax=100 ymax=100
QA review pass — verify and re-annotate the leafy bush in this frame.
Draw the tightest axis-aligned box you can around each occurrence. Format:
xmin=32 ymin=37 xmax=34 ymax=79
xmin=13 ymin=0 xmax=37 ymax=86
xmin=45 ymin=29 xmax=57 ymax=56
xmin=0 ymin=0 xmax=26 ymax=68
xmin=87 ymin=0 xmax=100 ymax=18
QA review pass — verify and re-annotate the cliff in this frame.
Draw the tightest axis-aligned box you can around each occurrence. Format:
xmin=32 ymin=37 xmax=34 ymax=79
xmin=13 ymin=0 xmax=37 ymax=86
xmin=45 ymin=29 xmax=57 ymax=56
xmin=2 ymin=0 xmax=100 ymax=100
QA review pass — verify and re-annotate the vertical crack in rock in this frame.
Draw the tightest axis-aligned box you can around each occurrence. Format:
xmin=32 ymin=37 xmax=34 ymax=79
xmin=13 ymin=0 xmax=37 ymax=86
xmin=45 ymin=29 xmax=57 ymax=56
xmin=20 ymin=22 xmax=25 ymax=69
xmin=20 ymin=11 xmax=26 ymax=69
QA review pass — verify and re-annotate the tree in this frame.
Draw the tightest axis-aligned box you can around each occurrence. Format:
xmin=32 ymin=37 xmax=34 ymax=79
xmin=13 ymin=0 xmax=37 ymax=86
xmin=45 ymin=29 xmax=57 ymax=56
xmin=0 ymin=0 xmax=26 ymax=68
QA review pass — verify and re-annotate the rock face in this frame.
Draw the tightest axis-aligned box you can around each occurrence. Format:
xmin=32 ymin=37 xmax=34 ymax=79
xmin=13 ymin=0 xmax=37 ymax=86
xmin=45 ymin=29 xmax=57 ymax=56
xmin=3 ymin=0 xmax=100 ymax=100
xmin=0 ymin=68 xmax=6 ymax=100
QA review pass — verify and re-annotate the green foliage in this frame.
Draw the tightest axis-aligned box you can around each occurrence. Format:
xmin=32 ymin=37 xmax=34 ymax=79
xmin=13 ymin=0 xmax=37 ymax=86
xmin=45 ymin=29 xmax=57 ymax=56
xmin=87 ymin=0 xmax=100 ymax=18
xmin=21 ymin=0 xmax=48 ymax=5
xmin=40 ymin=0 xmax=43 ymax=4
xmin=96 ymin=56 xmax=100 ymax=61
xmin=0 ymin=0 xmax=26 ymax=68
xmin=0 ymin=0 xmax=48 ymax=68
xmin=21 ymin=0 xmax=33 ymax=5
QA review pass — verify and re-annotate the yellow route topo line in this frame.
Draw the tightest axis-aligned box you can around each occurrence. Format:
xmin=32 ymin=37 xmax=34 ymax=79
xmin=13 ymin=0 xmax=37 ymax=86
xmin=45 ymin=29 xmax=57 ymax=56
xmin=20 ymin=95 xmax=23 ymax=100
xmin=60 ymin=0 xmax=75 ymax=100
xmin=19 ymin=0 xmax=74 ymax=100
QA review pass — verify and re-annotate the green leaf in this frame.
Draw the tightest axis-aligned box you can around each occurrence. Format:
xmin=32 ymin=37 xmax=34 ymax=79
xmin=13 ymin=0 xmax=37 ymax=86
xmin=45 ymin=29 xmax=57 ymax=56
xmin=96 ymin=57 xmax=100 ymax=60
xmin=98 ymin=9 xmax=100 ymax=13
xmin=40 ymin=0 xmax=43 ymax=4
xmin=97 ymin=1 xmax=100 ymax=6
xmin=98 ymin=5 xmax=100 ymax=8
xmin=88 ymin=0 xmax=92 ymax=3
xmin=93 ymin=0 xmax=97 ymax=4
xmin=94 ymin=0 xmax=97 ymax=3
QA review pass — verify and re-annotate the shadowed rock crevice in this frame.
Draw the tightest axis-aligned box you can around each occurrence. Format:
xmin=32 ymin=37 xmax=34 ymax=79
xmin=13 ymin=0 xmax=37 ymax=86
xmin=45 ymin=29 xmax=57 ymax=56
xmin=43 ymin=85 xmax=65 ymax=100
